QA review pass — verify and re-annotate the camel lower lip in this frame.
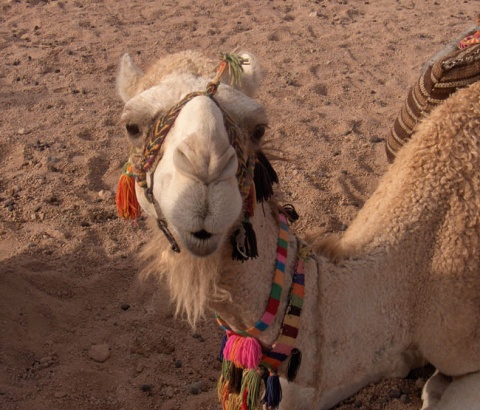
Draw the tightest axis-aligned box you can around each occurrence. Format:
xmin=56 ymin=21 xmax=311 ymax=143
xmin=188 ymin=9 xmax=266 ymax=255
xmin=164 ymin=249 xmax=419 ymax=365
xmin=183 ymin=233 xmax=220 ymax=257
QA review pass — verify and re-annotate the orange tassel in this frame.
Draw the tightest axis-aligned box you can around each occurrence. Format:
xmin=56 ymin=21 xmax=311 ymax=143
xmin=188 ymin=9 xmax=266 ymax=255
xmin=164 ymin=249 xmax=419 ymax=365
xmin=116 ymin=162 xmax=141 ymax=220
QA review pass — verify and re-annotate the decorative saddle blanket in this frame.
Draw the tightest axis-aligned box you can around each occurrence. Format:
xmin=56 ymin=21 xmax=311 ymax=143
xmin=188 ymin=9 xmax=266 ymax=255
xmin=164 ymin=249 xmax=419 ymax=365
xmin=386 ymin=25 xmax=480 ymax=162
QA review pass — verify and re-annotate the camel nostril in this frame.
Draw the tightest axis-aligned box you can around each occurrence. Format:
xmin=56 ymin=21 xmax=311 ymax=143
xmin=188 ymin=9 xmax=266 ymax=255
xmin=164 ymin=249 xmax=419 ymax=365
xmin=192 ymin=230 xmax=212 ymax=240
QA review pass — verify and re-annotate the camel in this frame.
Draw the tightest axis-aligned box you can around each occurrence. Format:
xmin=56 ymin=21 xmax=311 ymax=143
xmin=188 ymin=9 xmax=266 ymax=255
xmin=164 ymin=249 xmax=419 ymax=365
xmin=115 ymin=50 xmax=480 ymax=409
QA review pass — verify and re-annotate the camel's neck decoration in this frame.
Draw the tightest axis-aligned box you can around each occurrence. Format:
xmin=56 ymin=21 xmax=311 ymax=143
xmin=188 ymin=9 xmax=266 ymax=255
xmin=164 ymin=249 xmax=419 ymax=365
xmin=116 ymin=53 xmax=278 ymax=260
xmin=216 ymin=212 xmax=307 ymax=410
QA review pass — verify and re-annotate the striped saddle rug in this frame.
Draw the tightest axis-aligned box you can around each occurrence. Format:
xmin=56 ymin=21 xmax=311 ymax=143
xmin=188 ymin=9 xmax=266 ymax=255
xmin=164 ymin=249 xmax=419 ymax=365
xmin=386 ymin=25 xmax=480 ymax=162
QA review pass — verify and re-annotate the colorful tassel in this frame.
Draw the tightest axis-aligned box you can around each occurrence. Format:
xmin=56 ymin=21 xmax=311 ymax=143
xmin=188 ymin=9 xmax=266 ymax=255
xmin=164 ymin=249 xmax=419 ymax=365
xmin=115 ymin=162 xmax=141 ymax=220
xmin=263 ymin=371 xmax=282 ymax=409
xmin=239 ymin=369 xmax=262 ymax=410
xmin=223 ymin=333 xmax=262 ymax=370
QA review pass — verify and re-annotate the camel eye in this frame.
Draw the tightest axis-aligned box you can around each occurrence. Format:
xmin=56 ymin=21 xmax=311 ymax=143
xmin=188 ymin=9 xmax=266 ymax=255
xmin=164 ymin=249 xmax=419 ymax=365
xmin=252 ymin=125 xmax=266 ymax=141
xmin=126 ymin=123 xmax=141 ymax=138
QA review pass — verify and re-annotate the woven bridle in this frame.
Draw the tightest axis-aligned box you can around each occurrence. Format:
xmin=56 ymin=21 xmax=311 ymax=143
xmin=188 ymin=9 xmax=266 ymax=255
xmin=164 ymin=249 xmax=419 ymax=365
xmin=117 ymin=54 xmax=263 ymax=258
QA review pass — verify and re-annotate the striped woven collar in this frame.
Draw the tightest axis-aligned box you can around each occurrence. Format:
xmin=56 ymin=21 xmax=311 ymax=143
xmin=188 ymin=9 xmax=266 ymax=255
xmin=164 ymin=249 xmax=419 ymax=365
xmin=216 ymin=211 xmax=307 ymax=369
xmin=216 ymin=212 xmax=290 ymax=338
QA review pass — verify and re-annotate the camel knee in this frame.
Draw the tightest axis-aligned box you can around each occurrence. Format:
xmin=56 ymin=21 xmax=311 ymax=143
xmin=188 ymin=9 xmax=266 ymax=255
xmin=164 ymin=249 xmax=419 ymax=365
xmin=422 ymin=370 xmax=480 ymax=410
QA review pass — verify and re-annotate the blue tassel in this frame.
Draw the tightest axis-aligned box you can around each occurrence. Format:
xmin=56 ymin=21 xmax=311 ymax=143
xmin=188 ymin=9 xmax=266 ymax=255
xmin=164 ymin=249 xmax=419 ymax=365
xmin=218 ymin=333 xmax=228 ymax=362
xmin=263 ymin=372 xmax=282 ymax=409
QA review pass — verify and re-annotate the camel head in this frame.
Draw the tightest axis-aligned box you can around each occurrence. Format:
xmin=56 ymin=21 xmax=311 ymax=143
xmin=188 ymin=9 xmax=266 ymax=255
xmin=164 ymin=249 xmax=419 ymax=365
xmin=116 ymin=51 xmax=272 ymax=258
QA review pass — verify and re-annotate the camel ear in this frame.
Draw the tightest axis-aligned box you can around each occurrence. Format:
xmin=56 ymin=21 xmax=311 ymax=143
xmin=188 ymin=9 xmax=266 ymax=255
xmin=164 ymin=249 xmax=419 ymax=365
xmin=236 ymin=51 xmax=262 ymax=98
xmin=117 ymin=53 xmax=144 ymax=103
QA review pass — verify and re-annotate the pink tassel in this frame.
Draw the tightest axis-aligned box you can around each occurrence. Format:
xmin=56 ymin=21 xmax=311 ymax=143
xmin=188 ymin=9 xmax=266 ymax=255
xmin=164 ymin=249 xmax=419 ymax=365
xmin=223 ymin=332 xmax=262 ymax=370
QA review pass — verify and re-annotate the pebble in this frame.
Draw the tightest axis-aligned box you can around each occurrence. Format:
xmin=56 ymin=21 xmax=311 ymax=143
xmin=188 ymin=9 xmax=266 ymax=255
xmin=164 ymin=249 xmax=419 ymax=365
xmin=400 ymin=394 xmax=410 ymax=404
xmin=354 ymin=399 xmax=362 ymax=408
xmin=54 ymin=391 xmax=67 ymax=398
xmin=141 ymin=384 xmax=153 ymax=394
xmin=98 ymin=190 xmax=112 ymax=200
xmin=18 ymin=128 xmax=26 ymax=135
xmin=163 ymin=386 xmax=174 ymax=398
xmin=415 ymin=378 xmax=426 ymax=389
xmin=88 ymin=344 xmax=111 ymax=363
xmin=185 ymin=380 xmax=205 ymax=395
xmin=120 ymin=303 xmax=130 ymax=311
xmin=389 ymin=389 xmax=401 ymax=399
xmin=174 ymin=359 xmax=182 ymax=368
xmin=370 ymin=136 xmax=383 ymax=143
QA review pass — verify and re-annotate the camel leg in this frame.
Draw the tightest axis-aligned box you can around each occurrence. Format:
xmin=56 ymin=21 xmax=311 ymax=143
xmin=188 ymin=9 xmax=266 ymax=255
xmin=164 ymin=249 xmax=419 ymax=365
xmin=421 ymin=370 xmax=480 ymax=410
xmin=421 ymin=370 xmax=451 ymax=409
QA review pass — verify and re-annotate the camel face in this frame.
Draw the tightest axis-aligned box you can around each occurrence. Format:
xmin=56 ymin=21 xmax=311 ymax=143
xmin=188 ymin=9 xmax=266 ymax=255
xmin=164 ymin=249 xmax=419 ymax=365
xmin=117 ymin=52 xmax=267 ymax=257
xmin=147 ymin=95 xmax=242 ymax=257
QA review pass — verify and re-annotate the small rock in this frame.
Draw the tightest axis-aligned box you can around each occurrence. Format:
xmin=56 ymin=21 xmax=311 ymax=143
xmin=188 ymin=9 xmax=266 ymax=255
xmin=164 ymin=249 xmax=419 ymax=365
xmin=370 ymin=136 xmax=383 ymax=143
xmin=415 ymin=378 xmax=426 ymax=389
xmin=54 ymin=391 xmax=67 ymax=398
xmin=389 ymin=389 xmax=401 ymax=399
xmin=354 ymin=399 xmax=362 ymax=408
xmin=136 ymin=364 xmax=144 ymax=373
xmin=400 ymin=394 xmax=410 ymax=404
xmin=186 ymin=380 xmax=205 ymax=395
xmin=18 ymin=128 xmax=26 ymax=135
xmin=174 ymin=359 xmax=182 ymax=368
xmin=141 ymin=384 xmax=153 ymax=394
xmin=88 ymin=344 xmax=111 ymax=363
xmin=80 ymin=221 xmax=90 ymax=227
xmin=98 ymin=190 xmax=112 ymax=200
xmin=120 ymin=303 xmax=130 ymax=311
xmin=40 ymin=356 xmax=53 ymax=364
xmin=163 ymin=386 xmax=174 ymax=398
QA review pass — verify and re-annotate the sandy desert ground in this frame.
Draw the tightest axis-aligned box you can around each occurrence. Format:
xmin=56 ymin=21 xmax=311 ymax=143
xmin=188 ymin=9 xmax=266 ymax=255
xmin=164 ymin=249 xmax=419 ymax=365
xmin=1 ymin=1 xmax=478 ymax=409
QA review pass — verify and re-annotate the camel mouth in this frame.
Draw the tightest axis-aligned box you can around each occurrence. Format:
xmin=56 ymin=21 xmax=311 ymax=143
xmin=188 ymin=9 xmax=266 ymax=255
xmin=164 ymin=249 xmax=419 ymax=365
xmin=181 ymin=231 xmax=222 ymax=257
xmin=192 ymin=229 xmax=213 ymax=240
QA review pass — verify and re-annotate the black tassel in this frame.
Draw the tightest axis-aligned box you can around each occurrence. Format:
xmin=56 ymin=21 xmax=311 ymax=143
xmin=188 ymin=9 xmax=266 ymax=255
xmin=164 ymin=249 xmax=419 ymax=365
xmin=218 ymin=333 xmax=228 ymax=362
xmin=230 ymin=221 xmax=258 ymax=261
xmin=286 ymin=348 xmax=302 ymax=382
xmin=242 ymin=220 xmax=258 ymax=259
xmin=230 ymin=364 xmax=244 ymax=394
xmin=282 ymin=204 xmax=299 ymax=223
xmin=254 ymin=151 xmax=278 ymax=203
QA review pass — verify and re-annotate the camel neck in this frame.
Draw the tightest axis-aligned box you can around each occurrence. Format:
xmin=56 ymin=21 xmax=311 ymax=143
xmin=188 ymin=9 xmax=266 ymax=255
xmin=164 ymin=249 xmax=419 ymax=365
xmin=211 ymin=202 xmax=299 ymax=348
